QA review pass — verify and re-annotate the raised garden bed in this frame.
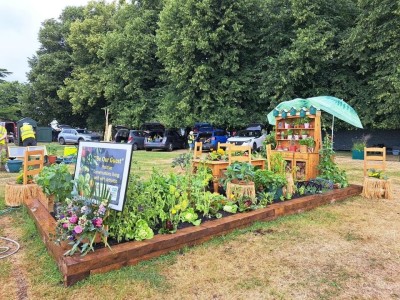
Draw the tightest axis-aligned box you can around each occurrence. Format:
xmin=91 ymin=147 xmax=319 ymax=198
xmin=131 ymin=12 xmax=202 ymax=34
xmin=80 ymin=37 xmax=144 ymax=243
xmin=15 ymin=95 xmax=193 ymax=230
xmin=24 ymin=184 xmax=362 ymax=286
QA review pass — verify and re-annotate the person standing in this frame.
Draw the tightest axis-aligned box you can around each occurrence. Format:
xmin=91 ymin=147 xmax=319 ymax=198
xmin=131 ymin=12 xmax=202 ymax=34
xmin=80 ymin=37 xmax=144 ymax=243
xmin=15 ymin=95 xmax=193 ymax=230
xmin=20 ymin=122 xmax=37 ymax=146
xmin=0 ymin=123 xmax=7 ymax=168
xmin=188 ymin=131 xmax=195 ymax=150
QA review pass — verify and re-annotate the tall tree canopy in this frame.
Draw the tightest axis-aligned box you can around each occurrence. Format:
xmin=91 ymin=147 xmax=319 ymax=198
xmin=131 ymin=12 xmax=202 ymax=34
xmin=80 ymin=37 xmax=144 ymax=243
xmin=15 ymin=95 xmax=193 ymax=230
xmin=0 ymin=81 xmax=25 ymax=120
xmin=156 ymin=0 xmax=268 ymax=128
xmin=24 ymin=6 xmax=85 ymax=126
xmin=343 ymin=0 xmax=400 ymax=129
xmin=21 ymin=0 xmax=400 ymax=130
xmin=58 ymin=1 xmax=117 ymax=130
xmin=100 ymin=0 xmax=164 ymax=128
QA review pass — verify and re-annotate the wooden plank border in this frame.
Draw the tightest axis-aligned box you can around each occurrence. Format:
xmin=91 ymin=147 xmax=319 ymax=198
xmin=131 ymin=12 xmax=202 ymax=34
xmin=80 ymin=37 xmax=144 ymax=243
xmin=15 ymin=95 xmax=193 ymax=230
xmin=24 ymin=184 xmax=362 ymax=286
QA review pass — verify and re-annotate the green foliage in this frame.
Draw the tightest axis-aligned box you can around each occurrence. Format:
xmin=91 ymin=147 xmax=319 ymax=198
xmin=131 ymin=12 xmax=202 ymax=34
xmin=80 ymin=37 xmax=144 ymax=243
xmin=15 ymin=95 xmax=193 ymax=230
xmin=351 ymin=135 xmax=369 ymax=151
xmin=36 ymin=164 xmax=73 ymax=202
xmin=171 ymin=152 xmax=192 ymax=169
xmin=317 ymin=135 xmax=348 ymax=188
xmin=254 ymin=169 xmax=287 ymax=193
xmin=0 ymin=81 xmax=24 ymax=120
xmin=46 ymin=144 xmax=58 ymax=156
xmin=270 ymin=153 xmax=287 ymax=175
xmin=299 ymin=137 xmax=315 ymax=147
xmin=220 ymin=162 xmax=255 ymax=189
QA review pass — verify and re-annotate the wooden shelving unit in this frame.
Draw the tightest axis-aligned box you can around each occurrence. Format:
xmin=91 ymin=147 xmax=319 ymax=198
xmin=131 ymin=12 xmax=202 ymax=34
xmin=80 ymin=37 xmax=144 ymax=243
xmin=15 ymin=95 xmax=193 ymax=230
xmin=271 ymin=111 xmax=322 ymax=181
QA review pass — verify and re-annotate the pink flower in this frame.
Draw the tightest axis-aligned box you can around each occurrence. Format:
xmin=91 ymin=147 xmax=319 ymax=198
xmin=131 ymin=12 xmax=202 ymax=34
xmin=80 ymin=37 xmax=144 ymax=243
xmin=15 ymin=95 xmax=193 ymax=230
xmin=69 ymin=215 xmax=78 ymax=224
xmin=62 ymin=223 xmax=69 ymax=229
xmin=92 ymin=218 xmax=103 ymax=227
xmin=74 ymin=225 xmax=83 ymax=234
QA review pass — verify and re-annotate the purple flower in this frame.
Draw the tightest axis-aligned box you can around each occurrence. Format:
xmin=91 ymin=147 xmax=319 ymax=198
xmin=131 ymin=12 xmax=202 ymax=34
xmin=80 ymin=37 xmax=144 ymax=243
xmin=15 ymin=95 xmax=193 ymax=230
xmin=69 ymin=215 xmax=78 ymax=224
xmin=74 ymin=225 xmax=83 ymax=234
xmin=92 ymin=218 xmax=103 ymax=228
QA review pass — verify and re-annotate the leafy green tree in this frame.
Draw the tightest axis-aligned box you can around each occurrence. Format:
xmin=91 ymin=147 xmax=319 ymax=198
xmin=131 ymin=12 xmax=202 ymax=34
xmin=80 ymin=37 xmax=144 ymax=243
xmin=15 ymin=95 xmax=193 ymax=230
xmin=156 ymin=0 xmax=269 ymax=128
xmin=0 ymin=81 xmax=25 ymax=120
xmin=258 ymin=0 xmax=358 ymax=112
xmin=58 ymin=1 xmax=117 ymax=130
xmin=25 ymin=6 xmax=85 ymax=126
xmin=100 ymin=0 xmax=164 ymax=128
xmin=343 ymin=0 xmax=400 ymax=129
xmin=0 ymin=68 xmax=12 ymax=83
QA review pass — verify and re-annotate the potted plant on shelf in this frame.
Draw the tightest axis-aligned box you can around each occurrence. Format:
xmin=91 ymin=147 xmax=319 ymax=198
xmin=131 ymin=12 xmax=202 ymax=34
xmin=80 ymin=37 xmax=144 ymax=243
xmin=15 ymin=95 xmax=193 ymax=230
xmin=301 ymin=116 xmax=311 ymax=128
xmin=299 ymin=137 xmax=314 ymax=153
xmin=300 ymin=129 xmax=307 ymax=139
xmin=287 ymin=129 xmax=293 ymax=140
xmin=47 ymin=144 xmax=58 ymax=164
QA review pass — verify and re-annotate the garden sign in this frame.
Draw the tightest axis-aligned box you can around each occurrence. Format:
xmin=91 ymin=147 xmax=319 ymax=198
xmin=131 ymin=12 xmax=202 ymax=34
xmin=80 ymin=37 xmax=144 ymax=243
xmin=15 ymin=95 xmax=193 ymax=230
xmin=74 ymin=141 xmax=133 ymax=211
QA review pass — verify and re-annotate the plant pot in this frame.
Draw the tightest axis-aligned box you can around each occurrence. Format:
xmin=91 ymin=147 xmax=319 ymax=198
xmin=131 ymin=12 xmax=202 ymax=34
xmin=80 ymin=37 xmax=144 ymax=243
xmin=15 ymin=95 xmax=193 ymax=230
xmin=284 ymin=123 xmax=290 ymax=129
xmin=289 ymin=145 xmax=297 ymax=152
xmin=351 ymin=150 xmax=364 ymax=160
xmin=301 ymin=135 xmax=307 ymax=139
xmin=47 ymin=155 xmax=57 ymax=164
xmin=6 ymin=159 xmax=23 ymax=173
xmin=300 ymin=145 xmax=307 ymax=153
xmin=304 ymin=123 xmax=310 ymax=129
xmin=308 ymin=147 xmax=314 ymax=153
xmin=287 ymin=135 xmax=293 ymax=140
xmin=294 ymin=135 xmax=299 ymax=140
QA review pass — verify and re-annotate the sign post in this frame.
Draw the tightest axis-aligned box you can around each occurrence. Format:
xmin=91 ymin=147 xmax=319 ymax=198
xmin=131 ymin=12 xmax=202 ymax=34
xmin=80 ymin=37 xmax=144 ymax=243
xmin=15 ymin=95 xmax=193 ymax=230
xmin=74 ymin=142 xmax=133 ymax=211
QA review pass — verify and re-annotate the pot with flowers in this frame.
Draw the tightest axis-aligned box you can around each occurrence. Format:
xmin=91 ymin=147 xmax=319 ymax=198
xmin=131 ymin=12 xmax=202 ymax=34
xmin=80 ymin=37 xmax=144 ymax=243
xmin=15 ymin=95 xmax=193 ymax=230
xmin=207 ymin=148 xmax=227 ymax=161
xmin=351 ymin=135 xmax=369 ymax=160
xmin=53 ymin=175 xmax=111 ymax=256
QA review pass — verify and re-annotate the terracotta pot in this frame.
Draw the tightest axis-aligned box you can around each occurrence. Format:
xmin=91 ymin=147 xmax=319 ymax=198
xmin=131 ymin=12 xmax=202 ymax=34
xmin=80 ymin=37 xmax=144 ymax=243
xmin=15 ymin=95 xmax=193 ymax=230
xmin=289 ymin=145 xmax=297 ymax=152
xmin=47 ymin=155 xmax=57 ymax=164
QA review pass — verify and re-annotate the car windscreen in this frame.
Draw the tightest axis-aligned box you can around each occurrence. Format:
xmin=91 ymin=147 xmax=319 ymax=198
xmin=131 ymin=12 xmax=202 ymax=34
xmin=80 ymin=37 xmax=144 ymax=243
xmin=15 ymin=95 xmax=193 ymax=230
xmin=76 ymin=129 xmax=90 ymax=134
xmin=236 ymin=130 xmax=261 ymax=137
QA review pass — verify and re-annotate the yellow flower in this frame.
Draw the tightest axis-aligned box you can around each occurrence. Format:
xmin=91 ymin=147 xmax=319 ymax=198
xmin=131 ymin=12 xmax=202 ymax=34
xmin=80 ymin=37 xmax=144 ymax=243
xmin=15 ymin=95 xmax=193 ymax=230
xmin=171 ymin=209 xmax=177 ymax=215
xmin=217 ymin=149 xmax=225 ymax=155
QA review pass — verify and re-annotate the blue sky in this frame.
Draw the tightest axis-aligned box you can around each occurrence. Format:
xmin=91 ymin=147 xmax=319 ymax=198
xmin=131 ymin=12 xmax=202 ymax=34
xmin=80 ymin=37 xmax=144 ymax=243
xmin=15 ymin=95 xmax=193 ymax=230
xmin=0 ymin=0 xmax=92 ymax=83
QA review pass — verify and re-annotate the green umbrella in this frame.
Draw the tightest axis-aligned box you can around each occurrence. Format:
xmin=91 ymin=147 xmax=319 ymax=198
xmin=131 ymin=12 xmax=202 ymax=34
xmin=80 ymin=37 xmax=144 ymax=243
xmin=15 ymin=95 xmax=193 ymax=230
xmin=266 ymin=96 xmax=363 ymax=128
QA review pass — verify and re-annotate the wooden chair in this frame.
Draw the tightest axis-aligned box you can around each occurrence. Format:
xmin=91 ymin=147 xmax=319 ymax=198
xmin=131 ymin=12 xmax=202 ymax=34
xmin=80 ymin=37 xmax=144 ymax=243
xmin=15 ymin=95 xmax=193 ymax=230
xmin=217 ymin=142 xmax=230 ymax=151
xmin=227 ymin=144 xmax=251 ymax=164
xmin=193 ymin=142 xmax=203 ymax=159
xmin=23 ymin=149 xmax=45 ymax=185
xmin=362 ymin=147 xmax=393 ymax=199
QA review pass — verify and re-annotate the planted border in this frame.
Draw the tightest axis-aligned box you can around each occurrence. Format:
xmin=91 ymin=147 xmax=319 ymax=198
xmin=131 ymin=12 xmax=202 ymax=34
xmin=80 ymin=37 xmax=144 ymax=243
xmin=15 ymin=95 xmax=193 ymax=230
xmin=25 ymin=184 xmax=362 ymax=286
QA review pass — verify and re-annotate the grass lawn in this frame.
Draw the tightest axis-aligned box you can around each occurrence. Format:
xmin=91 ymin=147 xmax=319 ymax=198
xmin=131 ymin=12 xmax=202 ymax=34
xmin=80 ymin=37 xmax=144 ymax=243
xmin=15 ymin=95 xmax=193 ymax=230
xmin=0 ymin=147 xmax=399 ymax=299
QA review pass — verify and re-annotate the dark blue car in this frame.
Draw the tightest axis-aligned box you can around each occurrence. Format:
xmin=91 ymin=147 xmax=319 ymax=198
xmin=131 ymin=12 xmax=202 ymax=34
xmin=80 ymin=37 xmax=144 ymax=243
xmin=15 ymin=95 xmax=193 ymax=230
xmin=196 ymin=129 xmax=228 ymax=151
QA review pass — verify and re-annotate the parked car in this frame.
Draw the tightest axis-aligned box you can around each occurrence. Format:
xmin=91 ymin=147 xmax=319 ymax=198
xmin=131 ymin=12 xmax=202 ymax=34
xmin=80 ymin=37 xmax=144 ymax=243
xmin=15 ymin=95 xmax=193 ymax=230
xmin=58 ymin=128 xmax=101 ymax=145
xmin=196 ymin=129 xmax=229 ymax=151
xmin=114 ymin=129 xmax=148 ymax=151
xmin=227 ymin=128 xmax=266 ymax=151
xmin=144 ymin=129 xmax=186 ymax=151
xmin=192 ymin=122 xmax=213 ymax=136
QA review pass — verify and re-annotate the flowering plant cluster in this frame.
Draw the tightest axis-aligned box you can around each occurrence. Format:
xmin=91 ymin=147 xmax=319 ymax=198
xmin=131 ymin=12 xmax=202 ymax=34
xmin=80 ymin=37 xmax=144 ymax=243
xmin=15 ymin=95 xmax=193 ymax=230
xmin=54 ymin=195 xmax=110 ymax=256
xmin=206 ymin=148 xmax=227 ymax=161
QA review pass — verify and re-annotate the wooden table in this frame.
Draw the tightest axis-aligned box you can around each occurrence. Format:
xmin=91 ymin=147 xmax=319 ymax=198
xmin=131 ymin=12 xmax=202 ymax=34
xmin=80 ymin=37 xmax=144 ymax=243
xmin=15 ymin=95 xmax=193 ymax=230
xmin=192 ymin=158 xmax=266 ymax=194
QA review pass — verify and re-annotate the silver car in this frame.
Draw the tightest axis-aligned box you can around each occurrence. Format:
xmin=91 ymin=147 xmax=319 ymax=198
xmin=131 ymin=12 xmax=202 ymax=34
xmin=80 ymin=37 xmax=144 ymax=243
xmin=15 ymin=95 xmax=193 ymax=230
xmin=58 ymin=128 xmax=101 ymax=145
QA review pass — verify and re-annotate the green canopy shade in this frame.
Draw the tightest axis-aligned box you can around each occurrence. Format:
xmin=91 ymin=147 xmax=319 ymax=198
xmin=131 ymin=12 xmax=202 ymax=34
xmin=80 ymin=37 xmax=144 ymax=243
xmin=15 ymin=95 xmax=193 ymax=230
xmin=267 ymin=96 xmax=363 ymax=128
